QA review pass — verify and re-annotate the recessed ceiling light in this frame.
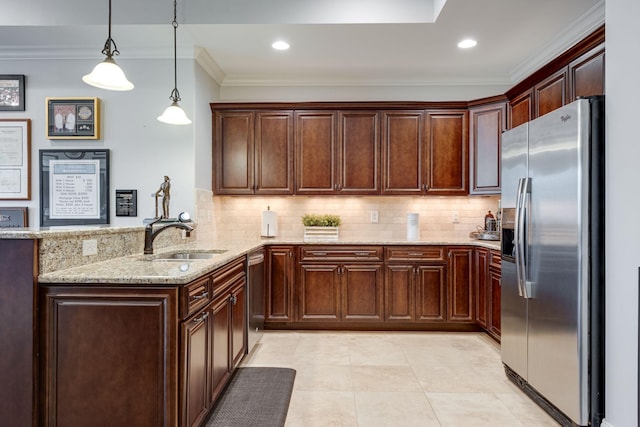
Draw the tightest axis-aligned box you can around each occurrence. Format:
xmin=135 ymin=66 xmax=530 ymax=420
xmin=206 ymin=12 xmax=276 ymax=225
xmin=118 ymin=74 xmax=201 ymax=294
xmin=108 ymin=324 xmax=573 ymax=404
xmin=272 ymin=41 xmax=290 ymax=50
xmin=457 ymin=39 xmax=477 ymax=49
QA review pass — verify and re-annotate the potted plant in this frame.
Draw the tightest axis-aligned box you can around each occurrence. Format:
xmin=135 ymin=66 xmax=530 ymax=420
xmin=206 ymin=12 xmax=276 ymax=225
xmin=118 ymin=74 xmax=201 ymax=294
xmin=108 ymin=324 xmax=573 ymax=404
xmin=302 ymin=214 xmax=341 ymax=241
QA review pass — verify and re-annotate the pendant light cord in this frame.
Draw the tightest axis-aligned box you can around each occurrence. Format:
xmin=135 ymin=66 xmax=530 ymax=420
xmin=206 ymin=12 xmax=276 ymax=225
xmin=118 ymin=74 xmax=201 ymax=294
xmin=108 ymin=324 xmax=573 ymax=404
xmin=101 ymin=0 xmax=120 ymax=58
xmin=169 ymin=0 xmax=181 ymax=102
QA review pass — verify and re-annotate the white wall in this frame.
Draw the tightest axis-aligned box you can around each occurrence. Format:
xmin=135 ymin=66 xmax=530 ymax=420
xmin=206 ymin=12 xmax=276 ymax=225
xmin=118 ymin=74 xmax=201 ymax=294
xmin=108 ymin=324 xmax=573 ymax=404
xmin=0 ymin=57 xmax=198 ymax=227
xmin=603 ymin=0 xmax=640 ymax=425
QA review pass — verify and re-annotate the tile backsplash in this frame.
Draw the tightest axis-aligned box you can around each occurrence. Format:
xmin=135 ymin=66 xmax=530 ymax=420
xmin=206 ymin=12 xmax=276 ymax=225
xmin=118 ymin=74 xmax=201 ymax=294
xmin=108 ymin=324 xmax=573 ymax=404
xmin=195 ymin=189 xmax=500 ymax=241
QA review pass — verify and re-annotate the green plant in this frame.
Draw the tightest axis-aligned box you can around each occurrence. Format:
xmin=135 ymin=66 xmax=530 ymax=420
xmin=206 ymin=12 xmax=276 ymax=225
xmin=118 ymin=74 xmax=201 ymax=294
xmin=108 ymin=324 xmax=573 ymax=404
xmin=301 ymin=213 xmax=341 ymax=227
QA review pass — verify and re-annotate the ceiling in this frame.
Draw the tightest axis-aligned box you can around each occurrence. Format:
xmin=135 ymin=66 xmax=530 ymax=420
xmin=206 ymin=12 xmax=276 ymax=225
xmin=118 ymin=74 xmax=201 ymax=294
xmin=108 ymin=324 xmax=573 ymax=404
xmin=1 ymin=0 xmax=604 ymax=88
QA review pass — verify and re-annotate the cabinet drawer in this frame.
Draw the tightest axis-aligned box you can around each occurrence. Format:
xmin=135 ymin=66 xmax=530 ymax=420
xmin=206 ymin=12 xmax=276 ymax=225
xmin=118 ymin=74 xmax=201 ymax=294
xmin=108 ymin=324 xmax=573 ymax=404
xmin=181 ymin=276 xmax=211 ymax=319
xmin=385 ymin=246 xmax=446 ymax=262
xmin=299 ymin=246 xmax=383 ymax=262
xmin=490 ymin=250 xmax=501 ymax=270
xmin=212 ymin=257 xmax=246 ymax=296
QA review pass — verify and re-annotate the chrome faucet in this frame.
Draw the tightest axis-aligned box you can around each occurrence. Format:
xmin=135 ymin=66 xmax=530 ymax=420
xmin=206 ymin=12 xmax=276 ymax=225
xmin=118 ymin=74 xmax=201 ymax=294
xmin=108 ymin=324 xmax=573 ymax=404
xmin=144 ymin=217 xmax=194 ymax=254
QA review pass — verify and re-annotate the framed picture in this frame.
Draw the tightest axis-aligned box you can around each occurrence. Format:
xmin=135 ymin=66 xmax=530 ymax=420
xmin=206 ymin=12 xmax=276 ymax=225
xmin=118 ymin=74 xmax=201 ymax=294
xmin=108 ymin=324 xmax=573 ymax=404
xmin=0 ymin=75 xmax=25 ymax=111
xmin=0 ymin=119 xmax=31 ymax=200
xmin=0 ymin=207 xmax=28 ymax=228
xmin=39 ymin=149 xmax=110 ymax=226
xmin=45 ymin=97 xmax=100 ymax=140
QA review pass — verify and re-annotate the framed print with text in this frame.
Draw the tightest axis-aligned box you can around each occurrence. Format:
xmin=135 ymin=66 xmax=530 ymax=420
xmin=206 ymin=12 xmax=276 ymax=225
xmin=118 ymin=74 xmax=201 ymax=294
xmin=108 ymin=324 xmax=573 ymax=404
xmin=39 ymin=149 xmax=109 ymax=226
xmin=0 ymin=119 xmax=31 ymax=200
xmin=46 ymin=97 xmax=100 ymax=140
xmin=0 ymin=207 xmax=28 ymax=228
xmin=0 ymin=75 xmax=25 ymax=111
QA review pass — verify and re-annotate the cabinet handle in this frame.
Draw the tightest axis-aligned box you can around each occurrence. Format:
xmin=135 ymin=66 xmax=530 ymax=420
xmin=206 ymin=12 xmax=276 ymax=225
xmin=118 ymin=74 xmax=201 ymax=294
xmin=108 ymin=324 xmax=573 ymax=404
xmin=311 ymin=251 xmax=328 ymax=256
xmin=190 ymin=291 xmax=209 ymax=301
xmin=354 ymin=252 xmax=370 ymax=256
xmin=408 ymin=252 xmax=423 ymax=256
xmin=194 ymin=312 xmax=209 ymax=324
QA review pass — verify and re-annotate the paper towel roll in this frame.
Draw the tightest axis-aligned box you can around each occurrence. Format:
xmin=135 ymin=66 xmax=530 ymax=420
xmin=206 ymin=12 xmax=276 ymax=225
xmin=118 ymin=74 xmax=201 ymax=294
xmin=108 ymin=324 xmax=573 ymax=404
xmin=261 ymin=209 xmax=278 ymax=237
xmin=407 ymin=213 xmax=419 ymax=241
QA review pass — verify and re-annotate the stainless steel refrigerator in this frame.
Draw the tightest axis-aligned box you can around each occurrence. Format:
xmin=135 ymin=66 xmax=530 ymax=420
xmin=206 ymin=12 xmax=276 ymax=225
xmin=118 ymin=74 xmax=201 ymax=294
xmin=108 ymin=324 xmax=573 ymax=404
xmin=500 ymin=96 xmax=605 ymax=426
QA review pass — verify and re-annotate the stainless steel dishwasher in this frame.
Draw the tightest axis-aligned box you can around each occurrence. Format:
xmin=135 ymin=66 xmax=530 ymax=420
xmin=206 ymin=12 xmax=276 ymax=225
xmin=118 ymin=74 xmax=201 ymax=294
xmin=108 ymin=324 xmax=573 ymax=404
xmin=246 ymin=249 xmax=265 ymax=353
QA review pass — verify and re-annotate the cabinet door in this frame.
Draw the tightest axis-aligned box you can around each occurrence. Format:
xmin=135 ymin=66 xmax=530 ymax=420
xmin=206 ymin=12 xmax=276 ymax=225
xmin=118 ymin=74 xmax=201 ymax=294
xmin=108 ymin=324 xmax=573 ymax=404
xmin=381 ymin=111 xmax=426 ymax=195
xmin=447 ymin=248 xmax=474 ymax=322
xmin=230 ymin=281 xmax=247 ymax=368
xmin=469 ymin=103 xmax=505 ymax=194
xmin=509 ymin=89 xmax=533 ymax=129
xmin=338 ymin=111 xmax=380 ymax=194
xmin=41 ymin=287 xmax=179 ymax=427
xmin=474 ymin=248 xmax=489 ymax=328
xmin=341 ymin=263 xmax=384 ymax=321
xmin=210 ymin=294 xmax=231 ymax=404
xmin=181 ymin=308 xmax=211 ymax=427
xmin=569 ymin=44 xmax=605 ymax=101
xmin=255 ymin=111 xmax=294 ymax=194
xmin=298 ymin=263 xmax=341 ymax=321
xmin=535 ymin=68 xmax=568 ymax=118
xmin=295 ymin=111 xmax=338 ymax=194
xmin=384 ymin=264 xmax=415 ymax=321
xmin=415 ymin=264 xmax=447 ymax=322
xmin=425 ymin=110 xmax=468 ymax=195
xmin=266 ymin=246 xmax=295 ymax=323
xmin=213 ymin=111 xmax=254 ymax=194
xmin=489 ymin=267 xmax=502 ymax=339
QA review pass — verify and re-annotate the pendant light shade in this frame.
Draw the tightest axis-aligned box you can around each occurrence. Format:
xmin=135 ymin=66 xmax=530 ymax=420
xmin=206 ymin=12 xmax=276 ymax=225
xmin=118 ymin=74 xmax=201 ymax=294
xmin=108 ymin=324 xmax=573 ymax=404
xmin=158 ymin=0 xmax=191 ymax=125
xmin=82 ymin=0 xmax=134 ymax=91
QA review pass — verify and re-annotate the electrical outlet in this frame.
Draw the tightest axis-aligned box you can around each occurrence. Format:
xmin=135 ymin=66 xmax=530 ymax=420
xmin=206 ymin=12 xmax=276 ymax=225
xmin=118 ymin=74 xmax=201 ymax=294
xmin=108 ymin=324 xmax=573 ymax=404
xmin=82 ymin=239 xmax=98 ymax=256
xmin=452 ymin=211 xmax=459 ymax=223
xmin=370 ymin=211 xmax=379 ymax=223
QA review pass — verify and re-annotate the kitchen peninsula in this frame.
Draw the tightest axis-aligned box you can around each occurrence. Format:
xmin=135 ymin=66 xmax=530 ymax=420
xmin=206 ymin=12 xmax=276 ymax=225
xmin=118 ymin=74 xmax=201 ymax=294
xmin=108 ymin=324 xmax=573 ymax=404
xmin=0 ymin=226 xmax=499 ymax=427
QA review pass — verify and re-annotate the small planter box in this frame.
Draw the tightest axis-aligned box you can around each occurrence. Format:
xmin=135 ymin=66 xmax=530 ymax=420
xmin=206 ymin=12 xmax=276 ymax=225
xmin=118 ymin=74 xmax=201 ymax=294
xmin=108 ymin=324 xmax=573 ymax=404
xmin=304 ymin=226 xmax=339 ymax=242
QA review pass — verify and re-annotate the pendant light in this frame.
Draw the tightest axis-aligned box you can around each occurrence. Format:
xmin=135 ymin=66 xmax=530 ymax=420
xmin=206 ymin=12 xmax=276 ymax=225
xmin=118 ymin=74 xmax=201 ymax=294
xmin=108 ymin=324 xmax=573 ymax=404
xmin=82 ymin=0 xmax=134 ymax=91
xmin=157 ymin=0 xmax=192 ymax=125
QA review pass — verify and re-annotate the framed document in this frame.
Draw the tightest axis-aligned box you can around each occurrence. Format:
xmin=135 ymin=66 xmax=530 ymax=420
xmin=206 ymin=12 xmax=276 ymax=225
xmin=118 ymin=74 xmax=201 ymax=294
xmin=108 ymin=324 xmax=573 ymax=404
xmin=0 ymin=207 xmax=28 ymax=228
xmin=0 ymin=119 xmax=31 ymax=200
xmin=46 ymin=97 xmax=100 ymax=140
xmin=39 ymin=149 xmax=110 ymax=226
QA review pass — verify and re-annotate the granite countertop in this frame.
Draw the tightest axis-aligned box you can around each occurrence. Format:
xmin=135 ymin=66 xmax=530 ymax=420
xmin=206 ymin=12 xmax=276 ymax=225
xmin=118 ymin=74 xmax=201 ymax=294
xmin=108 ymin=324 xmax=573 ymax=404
xmin=37 ymin=235 xmax=500 ymax=285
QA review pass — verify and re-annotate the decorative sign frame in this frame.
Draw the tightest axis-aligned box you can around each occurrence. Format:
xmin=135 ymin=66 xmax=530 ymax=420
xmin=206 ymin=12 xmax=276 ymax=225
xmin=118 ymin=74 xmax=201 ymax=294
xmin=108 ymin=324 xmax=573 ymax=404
xmin=39 ymin=149 xmax=110 ymax=226
xmin=0 ymin=119 xmax=31 ymax=200
xmin=0 ymin=207 xmax=28 ymax=228
xmin=0 ymin=75 xmax=26 ymax=111
xmin=46 ymin=97 xmax=100 ymax=140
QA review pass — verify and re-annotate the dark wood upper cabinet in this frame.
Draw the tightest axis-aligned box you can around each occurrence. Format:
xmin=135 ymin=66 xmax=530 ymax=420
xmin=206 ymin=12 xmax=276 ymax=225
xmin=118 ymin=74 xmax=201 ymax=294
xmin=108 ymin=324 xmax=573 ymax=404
xmin=425 ymin=110 xmax=468 ymax=195
xmin=214 ymin=110 xmax=294 ymax=195
xmin=509 ymin=89 xmax=533 ymax=129
xmin=255 ymin=111 xmax=294 ymax=194
xmin=338 ymin=111 xmax=381 ymax=194
xmin=294 ymin=110 xmax=338 ymax=194
xmin=469 ymin=102 xmax=506 ymax=195
xmin=381 ymin=110 xmax=425 ymax=195
xmin=534 ymin=68 xmax=568 ymax=118
xmin=569 ymin=44 xmax=605 ymax=101
xmin=213 ymin=111 xmax=254 ymax=194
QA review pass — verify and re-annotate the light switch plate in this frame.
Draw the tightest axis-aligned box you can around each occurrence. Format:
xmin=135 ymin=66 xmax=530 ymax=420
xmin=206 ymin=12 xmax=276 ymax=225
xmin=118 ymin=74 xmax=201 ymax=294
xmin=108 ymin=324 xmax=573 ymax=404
xmin=370 ymin=211 xmax=379 ymax=223
xmin=82 ymin=239 xmax=98 ymax=256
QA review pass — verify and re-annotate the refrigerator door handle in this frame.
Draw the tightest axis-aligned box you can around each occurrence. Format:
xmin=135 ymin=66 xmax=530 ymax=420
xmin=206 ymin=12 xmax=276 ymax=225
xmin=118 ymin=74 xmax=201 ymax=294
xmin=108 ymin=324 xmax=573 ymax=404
xmin=520 ymin=177 xmax=532 ymax=299
xmin=514 ymin=177 xmax=525 ymax=297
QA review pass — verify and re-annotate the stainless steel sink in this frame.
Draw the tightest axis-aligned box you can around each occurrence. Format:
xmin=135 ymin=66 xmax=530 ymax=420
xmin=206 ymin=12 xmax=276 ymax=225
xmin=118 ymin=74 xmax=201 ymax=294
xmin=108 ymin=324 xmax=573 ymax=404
xmin=148 ymin=249 xmax=228 ymax=261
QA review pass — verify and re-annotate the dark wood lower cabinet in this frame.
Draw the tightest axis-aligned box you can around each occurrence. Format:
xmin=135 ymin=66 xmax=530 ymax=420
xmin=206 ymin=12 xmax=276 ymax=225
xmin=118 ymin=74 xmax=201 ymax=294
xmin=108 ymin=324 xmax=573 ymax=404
xmin=0 ymin=239 xmax=37 ymax=427
xmin=40 ymin=257 xmax=247 ymax=427
xmin=40 ymin=287 xmax=179 ymax=427
xmin=474 ymin=248 xmax=502 ymax=341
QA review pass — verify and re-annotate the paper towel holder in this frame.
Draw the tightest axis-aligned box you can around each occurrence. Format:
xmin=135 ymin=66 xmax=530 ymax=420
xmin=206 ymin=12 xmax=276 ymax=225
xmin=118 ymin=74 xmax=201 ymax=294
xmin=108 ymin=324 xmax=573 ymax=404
xmin=261 ymin=206 xmax=278 ymax=238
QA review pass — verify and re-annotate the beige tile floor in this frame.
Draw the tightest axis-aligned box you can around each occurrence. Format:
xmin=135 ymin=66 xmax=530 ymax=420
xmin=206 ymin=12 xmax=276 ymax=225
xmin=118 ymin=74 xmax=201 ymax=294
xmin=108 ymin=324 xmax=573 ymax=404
xmin=241 ymin=331 xmax=560 ymax=427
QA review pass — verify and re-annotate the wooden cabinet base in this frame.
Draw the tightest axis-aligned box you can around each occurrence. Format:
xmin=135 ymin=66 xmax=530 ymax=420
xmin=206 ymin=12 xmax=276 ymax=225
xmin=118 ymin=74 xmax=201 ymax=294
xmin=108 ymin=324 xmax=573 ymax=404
xmin=265 ymin=321 xmax=481 ymax=332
